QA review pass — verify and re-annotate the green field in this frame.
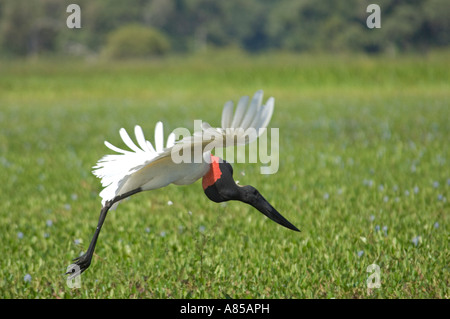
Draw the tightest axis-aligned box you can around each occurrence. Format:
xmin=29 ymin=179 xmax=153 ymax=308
xmin=0 ymin=51 xmax=448 ymax=298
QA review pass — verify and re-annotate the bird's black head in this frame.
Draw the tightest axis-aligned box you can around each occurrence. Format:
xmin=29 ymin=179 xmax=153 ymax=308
xmin=202 ymin=155 xmax=300 ymax=232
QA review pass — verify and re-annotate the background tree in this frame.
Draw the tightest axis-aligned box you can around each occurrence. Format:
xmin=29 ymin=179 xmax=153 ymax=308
xmin=0 ymin=0 xmax=448 ymax=57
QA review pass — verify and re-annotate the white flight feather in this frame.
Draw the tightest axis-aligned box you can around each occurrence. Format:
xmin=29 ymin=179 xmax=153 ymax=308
xmin=119 ymin=128 xmax=144 ymax=153
xmin=93 ymin=121 xmax=171 ymax=207
xmin=221 ymin=101 xmax=234 ymax=129
xmin=154 ymin=122 xmax=164 ymax=153
xmin=134 ymin=125 xmax=152 ymax=153
xmin=178 ymin=89 xmax=274 ymax=149
xmin=230 ymin=95 xmax=249 ymax=128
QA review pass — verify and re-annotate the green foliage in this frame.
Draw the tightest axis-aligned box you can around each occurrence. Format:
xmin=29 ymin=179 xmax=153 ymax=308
xmin=0 ymin=0 xmax=448 ymax=56
xmin=0 ymin=0 xmax=63 ymax=56
xmin=102 ymin=24 xmax=170 ymax=59
xmin=0 ymin=51 xmax=448 ymax=298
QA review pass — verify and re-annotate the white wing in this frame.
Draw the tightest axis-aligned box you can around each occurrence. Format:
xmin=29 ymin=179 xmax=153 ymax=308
xmin=179 ymin=90 xmax=275 ymax=151
xmin=92 ymin=121 xmax=176 ymax=207
xmin=93 ymin=90 xmax=275 ymax=208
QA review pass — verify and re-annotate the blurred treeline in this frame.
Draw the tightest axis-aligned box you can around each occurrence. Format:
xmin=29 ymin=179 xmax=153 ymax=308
xmin=0 ymin=0 xmax=448 ymax=58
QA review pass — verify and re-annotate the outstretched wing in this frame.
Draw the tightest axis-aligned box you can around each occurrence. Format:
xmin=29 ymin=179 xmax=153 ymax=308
xmin=93 ymin=90 xmax=275 ymax=207
xmin=220 ymin=89 xmax=274 ymax=138
xmin=92 ymin=122 xmax=175 ymax=207
xmin=177 ymin=90 xmax=274 ymax=152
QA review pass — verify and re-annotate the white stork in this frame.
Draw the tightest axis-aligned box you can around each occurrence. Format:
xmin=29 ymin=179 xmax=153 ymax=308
xmin=67 ymin=90 xmax=299 ymax=277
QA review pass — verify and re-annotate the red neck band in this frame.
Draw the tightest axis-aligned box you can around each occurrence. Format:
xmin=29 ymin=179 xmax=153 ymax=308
xmin=202 ymin=155 xmax=222 ymax=190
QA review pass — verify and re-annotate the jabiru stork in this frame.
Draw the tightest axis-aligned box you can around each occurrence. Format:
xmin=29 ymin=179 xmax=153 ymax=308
xmin=67 ymin=90 xmax=299 ymax=278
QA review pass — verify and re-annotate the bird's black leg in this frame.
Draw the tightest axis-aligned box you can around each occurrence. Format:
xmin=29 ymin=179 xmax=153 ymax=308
xmin=66 ymin=188 xmax=142 ymax=278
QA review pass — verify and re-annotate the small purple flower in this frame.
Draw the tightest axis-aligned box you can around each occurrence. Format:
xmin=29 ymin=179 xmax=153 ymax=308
xmin=17 ymin=232 xmax=24 ymax=239
xmin=24 ymin=274 xmax=32 ymax=282
xmin=357 ymin=250 xmax=364 ymax=258
xmin=363 ymin=179 xmax=373 ymax=187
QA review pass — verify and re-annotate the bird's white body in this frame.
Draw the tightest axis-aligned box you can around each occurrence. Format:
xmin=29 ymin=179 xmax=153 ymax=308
xmin=121 ymin=151 xmax=211 ymax=192
xmin=92 ymin=90 xmax=274 ymax=208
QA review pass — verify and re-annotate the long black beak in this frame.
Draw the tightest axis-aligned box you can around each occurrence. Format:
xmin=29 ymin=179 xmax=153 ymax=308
xmin=203 ymin=156 xmax=300 ymax=232
xmin=242 ymin=186 xmax=300 ymax=232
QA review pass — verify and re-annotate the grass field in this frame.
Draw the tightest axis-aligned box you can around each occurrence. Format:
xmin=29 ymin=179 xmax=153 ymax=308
xmin=0 ymin=51 xmax=448 ymax=298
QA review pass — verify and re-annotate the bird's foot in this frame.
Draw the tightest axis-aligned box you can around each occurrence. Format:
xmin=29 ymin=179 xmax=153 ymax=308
xmin=66 ymin=253 xmax=92 ymax=279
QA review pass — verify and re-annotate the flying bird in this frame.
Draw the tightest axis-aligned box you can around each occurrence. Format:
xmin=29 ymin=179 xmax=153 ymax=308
xmin=67 ymin=90 xmax=299 ymax=278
